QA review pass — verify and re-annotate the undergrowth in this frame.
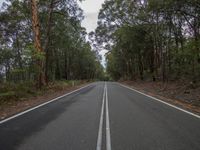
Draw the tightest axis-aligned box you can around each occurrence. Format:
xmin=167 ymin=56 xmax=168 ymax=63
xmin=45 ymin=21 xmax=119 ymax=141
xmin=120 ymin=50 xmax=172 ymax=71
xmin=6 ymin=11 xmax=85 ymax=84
xmin=0 ymin=80 xmax=87 ymax=104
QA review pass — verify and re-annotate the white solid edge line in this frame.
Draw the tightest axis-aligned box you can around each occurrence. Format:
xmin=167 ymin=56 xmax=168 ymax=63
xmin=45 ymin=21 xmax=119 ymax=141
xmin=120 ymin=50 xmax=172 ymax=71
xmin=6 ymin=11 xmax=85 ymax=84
xmin=106 ymin=83 xmax=112 ymax=150
xmin=118 ymin=83 xmax=200 ymax=119
xmin=96 ymin=82 xmax=106 ymax=150
xmin=0 ymin=84 xmax=92 ymax=124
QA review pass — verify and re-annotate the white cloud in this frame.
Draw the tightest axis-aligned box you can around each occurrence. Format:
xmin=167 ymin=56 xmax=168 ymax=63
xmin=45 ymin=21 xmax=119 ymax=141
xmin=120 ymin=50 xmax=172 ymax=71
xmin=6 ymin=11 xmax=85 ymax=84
xmin=79 ymin=0 xmax=105 ymax=32
xmin=79 ymin=0 xmax=104 ymax=14
xmin=0 ymin=0 xmax=4 ymax=6
xmin=82 ymin=12 xmax=98 ymax=33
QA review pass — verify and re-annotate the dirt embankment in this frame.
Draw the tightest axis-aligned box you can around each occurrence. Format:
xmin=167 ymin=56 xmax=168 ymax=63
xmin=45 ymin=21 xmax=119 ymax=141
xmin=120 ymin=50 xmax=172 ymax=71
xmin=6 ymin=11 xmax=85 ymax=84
xmin=121 ymin=81 xmax=200 ymax=115
xmin=0 ymin=81 xmax=90 ymax=120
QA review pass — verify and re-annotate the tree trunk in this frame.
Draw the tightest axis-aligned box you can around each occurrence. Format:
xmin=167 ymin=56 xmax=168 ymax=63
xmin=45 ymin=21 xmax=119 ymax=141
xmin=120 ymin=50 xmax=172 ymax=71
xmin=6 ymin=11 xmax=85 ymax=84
xmin=31 ymin=0 xmax=45 ymax=88
xmin=44 ymin=0 xmax=55 ymax=84
xmin=138 ymin=53 xmax=144 ymax=80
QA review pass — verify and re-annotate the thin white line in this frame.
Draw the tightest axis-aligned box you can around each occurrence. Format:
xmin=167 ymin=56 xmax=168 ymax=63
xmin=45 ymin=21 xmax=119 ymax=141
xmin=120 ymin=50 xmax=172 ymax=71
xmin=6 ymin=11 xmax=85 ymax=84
xmin=0 ymin=84 xmax=92 ymax=124
xmin=119 ymin=83 xmax=200 ymax=119
xmin=96 ymin=83 xmax=106 ymax=150
xmin=105 ymin=83 xmax=112 ymax=150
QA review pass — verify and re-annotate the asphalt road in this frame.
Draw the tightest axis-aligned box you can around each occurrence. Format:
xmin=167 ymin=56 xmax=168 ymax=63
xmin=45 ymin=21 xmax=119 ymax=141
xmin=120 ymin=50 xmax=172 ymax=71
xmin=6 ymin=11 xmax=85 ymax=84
xmin=0 ymin=82 xmax=200 ymax=150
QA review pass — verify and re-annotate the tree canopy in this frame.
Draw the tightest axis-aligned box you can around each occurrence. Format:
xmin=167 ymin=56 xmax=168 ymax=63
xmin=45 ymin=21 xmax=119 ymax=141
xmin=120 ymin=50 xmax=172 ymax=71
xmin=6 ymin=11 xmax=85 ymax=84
xmin=95 ymin=0 xmax=200 ymax=82
xmin=0 ymin=0 xmax=104 ymax=87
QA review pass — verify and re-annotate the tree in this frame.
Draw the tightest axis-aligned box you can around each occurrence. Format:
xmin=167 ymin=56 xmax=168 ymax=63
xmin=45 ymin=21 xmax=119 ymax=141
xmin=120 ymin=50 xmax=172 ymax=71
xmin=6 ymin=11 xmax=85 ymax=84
xmin=0 ymin=0 xmax=104 ymax=87
xmin=31 ymin=0 xmax=45 ymax=88
xmin=96 ymin=0 xmax=200 ymax=82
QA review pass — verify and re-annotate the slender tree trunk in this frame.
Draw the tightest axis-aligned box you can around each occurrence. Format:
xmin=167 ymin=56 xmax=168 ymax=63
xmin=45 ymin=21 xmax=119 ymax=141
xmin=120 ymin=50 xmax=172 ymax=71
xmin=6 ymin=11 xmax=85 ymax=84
xmin=64 ymin=51 xmax=68 ymax=80
xmin=15 ymin=32 xmax=23 ymax=70
xmin=44 ymin=0 xmax=55 ymax=84
xmin=138 ymin=53 xmax=144 ymax=80
xmin=15 ymin=32 xmax=24 ymax=82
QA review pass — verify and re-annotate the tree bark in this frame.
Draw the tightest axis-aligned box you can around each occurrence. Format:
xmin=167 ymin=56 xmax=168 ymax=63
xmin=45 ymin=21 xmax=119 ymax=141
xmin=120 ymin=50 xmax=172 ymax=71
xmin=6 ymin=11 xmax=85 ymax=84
xmin=44 ymin=0 xmax=55 ymax=84
xmin=31 ymin=0 xmax=45 ymax=88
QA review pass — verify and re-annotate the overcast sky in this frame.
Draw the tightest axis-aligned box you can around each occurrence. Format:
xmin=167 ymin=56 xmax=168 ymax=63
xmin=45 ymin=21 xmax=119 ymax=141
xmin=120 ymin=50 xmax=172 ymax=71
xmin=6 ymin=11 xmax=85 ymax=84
xmin=0 ymin=0 xmax=3 ymax=6
xmin=79 ymin=0 xmax=105 ymax=32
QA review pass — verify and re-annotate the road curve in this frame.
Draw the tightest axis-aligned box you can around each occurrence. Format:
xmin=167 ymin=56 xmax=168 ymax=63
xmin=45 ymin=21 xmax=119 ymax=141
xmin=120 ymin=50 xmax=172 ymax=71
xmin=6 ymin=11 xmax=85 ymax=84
xmin=0 ymin=82 xmax=199 ymax=150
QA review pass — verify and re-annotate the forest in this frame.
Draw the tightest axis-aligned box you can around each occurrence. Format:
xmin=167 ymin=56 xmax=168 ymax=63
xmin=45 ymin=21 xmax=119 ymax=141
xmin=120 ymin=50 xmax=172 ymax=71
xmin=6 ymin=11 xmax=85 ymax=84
xmin=0 ymin=0 xmax=200 ymax=109
xmin=0 ymin=0 xmax=106 ymax=107
xmin=94 ymin=0 xmax=200 ymax=83
xmin=0 ymin=0 xmax=104 ymax=88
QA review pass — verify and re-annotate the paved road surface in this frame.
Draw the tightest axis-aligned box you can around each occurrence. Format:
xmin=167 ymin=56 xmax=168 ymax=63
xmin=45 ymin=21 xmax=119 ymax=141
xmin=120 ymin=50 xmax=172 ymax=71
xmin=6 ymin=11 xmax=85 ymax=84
xmin=0 ymin=82 xmax=200 ymax=150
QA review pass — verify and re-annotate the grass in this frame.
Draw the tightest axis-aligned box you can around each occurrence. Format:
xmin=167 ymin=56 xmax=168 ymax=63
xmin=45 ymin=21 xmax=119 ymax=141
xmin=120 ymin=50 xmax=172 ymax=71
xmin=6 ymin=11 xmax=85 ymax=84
xmin=0 ymin=80 xmax=87 ymax=105
xmin=0 ymin=82 xmax=36 ymax=104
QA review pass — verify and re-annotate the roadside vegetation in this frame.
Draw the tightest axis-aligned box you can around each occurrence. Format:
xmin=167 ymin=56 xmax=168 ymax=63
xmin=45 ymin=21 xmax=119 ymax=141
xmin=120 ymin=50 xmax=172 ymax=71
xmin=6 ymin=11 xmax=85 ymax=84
xmin=94 ymin=0 xmax=200 ymax=110
xmin=0 ymin=80 xmax=87 ymax=104
xmin=95 ymin=0 xmax=200 ymax=82
xmin=0 ymin=0 xmax=105 ymax=107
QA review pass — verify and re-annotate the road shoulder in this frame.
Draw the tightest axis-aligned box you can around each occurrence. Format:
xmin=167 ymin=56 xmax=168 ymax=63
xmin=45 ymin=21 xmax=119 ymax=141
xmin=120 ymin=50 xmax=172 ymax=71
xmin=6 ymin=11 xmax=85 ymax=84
xmin=0 ymin=82 xmax=91 ymax=121
xmin=120 ymin=82 xmax=200 ymax=115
